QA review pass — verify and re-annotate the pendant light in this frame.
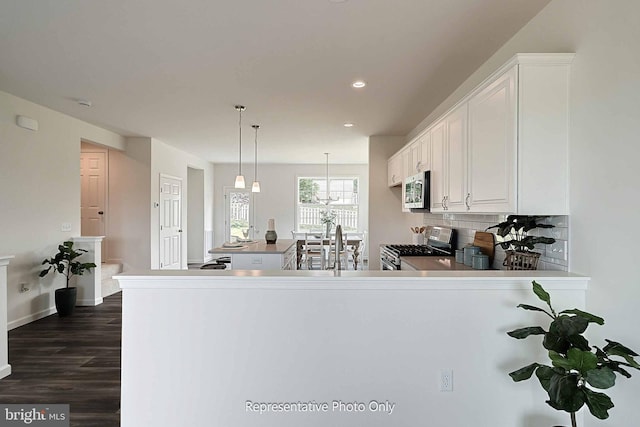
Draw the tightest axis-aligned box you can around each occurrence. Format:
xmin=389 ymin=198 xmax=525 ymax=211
xmin=234 ymin=105 xmax=246 ymax=188
xmin=317 ymin=152 xmax=338 ymax=204
xmin=251 ymin=124 xmax=261 ymax=193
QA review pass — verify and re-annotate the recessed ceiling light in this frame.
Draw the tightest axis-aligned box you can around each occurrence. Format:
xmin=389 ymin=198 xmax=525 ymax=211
xmin=344 ymin=123 xmax=354 ymax=128
xmin=352 ymin=81 xmax=366 ymax=88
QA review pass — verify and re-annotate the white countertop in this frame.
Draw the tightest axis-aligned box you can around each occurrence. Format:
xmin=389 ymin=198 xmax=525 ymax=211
xmin=209 ymin=239 xmax=295 ymax=254
xmin=401 ymin=255 xmax=475 ymax=271
xmin=115 ymin=269 xmax=588 ymax=290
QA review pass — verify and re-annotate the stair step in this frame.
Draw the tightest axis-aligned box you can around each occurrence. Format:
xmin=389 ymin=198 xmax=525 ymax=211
xmin=102 ymin=279 xmax=121 ymax=298
xmin=101 ymin=263 xmax=122 ymax=281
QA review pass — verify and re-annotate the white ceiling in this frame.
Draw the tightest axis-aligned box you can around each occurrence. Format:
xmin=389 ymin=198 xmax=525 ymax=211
xmin=0 ymin=0 xmax=550 ymax=164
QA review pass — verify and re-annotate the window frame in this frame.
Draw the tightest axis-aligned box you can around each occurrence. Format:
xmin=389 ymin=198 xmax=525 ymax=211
xmin=295 ymin=175 xmax=360 ymax=233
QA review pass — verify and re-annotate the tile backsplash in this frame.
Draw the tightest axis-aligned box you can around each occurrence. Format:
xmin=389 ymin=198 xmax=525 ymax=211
xmin=422 ymin=213 xmax=569 ymax=271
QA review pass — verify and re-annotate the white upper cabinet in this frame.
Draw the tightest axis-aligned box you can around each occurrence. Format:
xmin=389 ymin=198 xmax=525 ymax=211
xmin=419 ymin=132 xmax=431 ymax=173
xmin=430 ymin=121 xmax=447 ymax=212
xmin=444 ymin=103 xmax=468 ymax=212
xmin=392 ymin=53 xmax=574 ymax=215
xmin=467 ymin=66 xmax=517 ymax=212
xmin=387 ymin=152 xmax=402 ymax=187
xmin=429 ymin=103 xmax=467 ymax=213
xmin=409 ymin=139 xmax=422 ymax=175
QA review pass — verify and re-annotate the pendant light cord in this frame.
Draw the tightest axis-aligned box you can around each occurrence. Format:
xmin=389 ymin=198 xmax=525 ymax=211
xmin=254 ymin=125 xmax=259 ymax=180
xmin=238 ymin=107 xmax=243 ymax=176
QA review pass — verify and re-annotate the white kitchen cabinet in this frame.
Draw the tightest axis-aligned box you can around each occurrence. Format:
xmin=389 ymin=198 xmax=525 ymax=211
xmin=211 ymin=240 xmax=297 ymax=270
xmin=464 ymin=56 xmax=572 ymax=214
xmin=444 ymin=103 xmax=468 ymax=211
xmin=401 ymin=147 xmax=412 ymax=179
xmin=430 ymin=121 xmax=446 ymax=212
xmin=467 ymin=66 xmax=517 ymax=212
xmin=409 ymin=141 xmax=421 ymax=174
xmin=232 ymin=243 xmax=296 ymax=270
xmin=387 ymin=152 xmax=402 ymax=187
xmin=407 ymin=53 xmax=573 ymax=215
xmin=419 ymin=132 xmax=431 ymax=173
xmin=428 ymin=104 xmax=467 ymax=213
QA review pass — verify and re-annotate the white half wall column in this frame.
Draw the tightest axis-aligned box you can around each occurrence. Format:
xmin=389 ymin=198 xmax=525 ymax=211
xmin=71 ymin=237 xmax=104 ymax=306
xmin=0 ymin=255 xmax=14 ymax=380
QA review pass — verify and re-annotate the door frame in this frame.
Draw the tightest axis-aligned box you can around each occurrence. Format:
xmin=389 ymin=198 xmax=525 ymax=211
xmin=80 ymin=140 xmax=109 ymax=259
xmin=159 ymin=173 xmax=184 ymax=270
xmin=223 ymin=186 xmax=255 ymax=243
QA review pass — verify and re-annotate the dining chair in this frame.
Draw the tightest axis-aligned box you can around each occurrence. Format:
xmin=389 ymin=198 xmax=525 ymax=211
xmin=304 ymin=233 xmax=325 ymax=270
xmin=327 ymin=232 xmax=349 ymax=270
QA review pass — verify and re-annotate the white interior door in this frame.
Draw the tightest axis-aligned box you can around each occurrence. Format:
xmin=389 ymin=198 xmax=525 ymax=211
xmin=80 ymin=152 xmax=106 ymax=253
xmin=159 ymin=175 xmax=182 ymax=270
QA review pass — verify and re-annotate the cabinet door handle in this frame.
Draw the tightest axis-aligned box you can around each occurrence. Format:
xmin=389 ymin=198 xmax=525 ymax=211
xmin=416 ymin=161 xmax=422 ymax=172
xmin=441 ymin=197 xmax=446 ymax=209
xmin=465 ymin=193 xmax=471 ymax=210
xmin=392 ymin=174 xmax=396 ymax=183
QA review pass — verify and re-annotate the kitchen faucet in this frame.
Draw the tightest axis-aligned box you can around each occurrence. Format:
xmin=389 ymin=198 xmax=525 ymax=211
xmin=334 ymin=224 xmax=343 ymax=271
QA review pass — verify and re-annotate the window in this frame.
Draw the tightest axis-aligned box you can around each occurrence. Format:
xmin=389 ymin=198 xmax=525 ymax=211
xmin=296 ymin=177 xmax=359 ymax=232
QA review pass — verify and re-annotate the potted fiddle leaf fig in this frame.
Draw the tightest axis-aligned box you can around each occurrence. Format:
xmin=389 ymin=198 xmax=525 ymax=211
xmin=487 ymin=215 xmax=556 ymax=270
xmin=508 ymin=281 xmax=639 ymax=427
xmin=40 ymin=241 xmax=96 ymax=316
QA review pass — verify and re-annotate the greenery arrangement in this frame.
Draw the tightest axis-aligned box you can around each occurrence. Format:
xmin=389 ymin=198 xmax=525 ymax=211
xmin=320 ymin=209 xmax=337 ymax=226
xmin=487 ymin=215 xmax=556 ymax=252
xmin=508 ymin=281 xmax=639 ymax=427
xmin=40 ymin=241 xmax=96 ymax=287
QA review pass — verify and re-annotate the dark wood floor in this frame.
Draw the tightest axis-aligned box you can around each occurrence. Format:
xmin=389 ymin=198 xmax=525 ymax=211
xmin=0 ymin=293 xmax=122 ymax=427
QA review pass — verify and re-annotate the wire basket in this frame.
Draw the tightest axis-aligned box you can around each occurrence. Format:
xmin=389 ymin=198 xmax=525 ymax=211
xmin=503 ymin=250 xmax=541 ymax=270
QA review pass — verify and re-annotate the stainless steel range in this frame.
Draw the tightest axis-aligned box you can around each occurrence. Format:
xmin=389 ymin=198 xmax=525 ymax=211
xmin=380 ymin=226 xmax=456 ymax=270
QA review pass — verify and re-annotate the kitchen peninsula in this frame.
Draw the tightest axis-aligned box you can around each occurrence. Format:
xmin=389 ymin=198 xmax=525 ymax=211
xmin=117 ymin=269 xmax=588 ymax=427
xmin=209 ymin=239 xmax=297 ymax=270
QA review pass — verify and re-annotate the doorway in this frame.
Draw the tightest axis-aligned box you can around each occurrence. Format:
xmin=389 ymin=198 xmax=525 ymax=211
xmin=187 ymin=167 xmax=205 ymax=264
xmin=80 ymin=142 xmax=108 ymax=256
xmin=224 ymin=187 xmax=255 ymax=242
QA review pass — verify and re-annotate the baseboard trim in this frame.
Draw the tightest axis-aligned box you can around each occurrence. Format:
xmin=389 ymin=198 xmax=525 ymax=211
xmin=102 ymin=288 xmax=122 ymax=298
xmin=77 ymin=297 xmax=103 ymax=307
xmin=0 ymin=364 xmax=11 ymax=380
xmin=8 ymin=307 xmax=57 ymax=330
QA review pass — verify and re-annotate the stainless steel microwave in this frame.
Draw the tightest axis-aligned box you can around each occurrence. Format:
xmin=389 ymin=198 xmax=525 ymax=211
xmin=403 ymin=171 xmax=430 ymax=210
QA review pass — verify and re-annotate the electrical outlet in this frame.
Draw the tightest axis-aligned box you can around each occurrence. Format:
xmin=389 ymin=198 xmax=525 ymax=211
xmin=61 ymin=222 xmax=72 ymax=232
xmin=439 ymin=369 xmax=453 ymax=392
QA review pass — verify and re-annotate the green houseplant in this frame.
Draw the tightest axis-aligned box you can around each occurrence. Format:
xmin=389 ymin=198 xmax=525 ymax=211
xmin=320 ymin=209 xmax=337 ymax=237
xmin=487 ymin=215 xmax=556 ymax=270
xmin=508 ymin=281 xmax=639 ymax=427
xmin=40 ymin=241 xmax=96 ymax=316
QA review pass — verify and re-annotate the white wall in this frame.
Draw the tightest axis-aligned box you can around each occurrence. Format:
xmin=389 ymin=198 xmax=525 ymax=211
xmin=150 ymin=139 xmax=215 ymax=270
xmin=368 ymin=136 xmax=423 ymax=270
xmin=108 ymin=137 xmax=152 ymax=271
xmin=213 ymin=163 xmax=368 ymax=249
xmin=188 ymin=168 xmax=206 ymax=263
xmin=119 ymin=273 xmax=588 ymax=427
xmin=0 ymin=89 xmax=125 ymax=328
xmin=407 ymin=1 xmax=640 ymax=424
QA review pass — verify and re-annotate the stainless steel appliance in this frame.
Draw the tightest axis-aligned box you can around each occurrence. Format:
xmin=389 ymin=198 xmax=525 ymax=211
xmin=380 ymin=226 xmax=455 ymax=270
xmin=403 ymin=171 xmax=430 ymax=210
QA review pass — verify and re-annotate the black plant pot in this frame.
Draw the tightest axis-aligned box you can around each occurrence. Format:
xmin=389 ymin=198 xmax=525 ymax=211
xmin=55 ymin=287 xmax=77 ymax=317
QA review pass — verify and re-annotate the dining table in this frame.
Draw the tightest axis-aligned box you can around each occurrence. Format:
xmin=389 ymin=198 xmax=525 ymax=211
xmin=294 ymin=234 xmax=363 ymax=270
